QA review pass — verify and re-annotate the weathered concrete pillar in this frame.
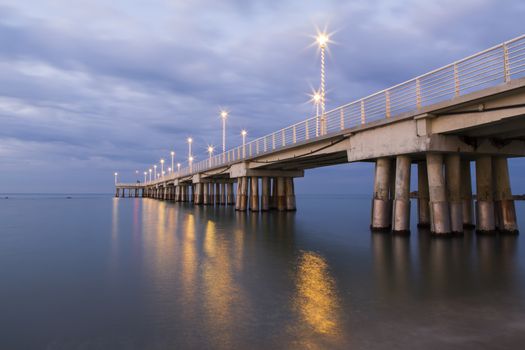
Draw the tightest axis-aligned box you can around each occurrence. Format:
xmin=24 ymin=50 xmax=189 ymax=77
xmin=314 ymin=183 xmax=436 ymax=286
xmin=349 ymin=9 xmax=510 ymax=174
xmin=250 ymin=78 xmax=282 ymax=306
xmin=227 ymin=183 xmax=235 ymax=205
xmin=277 ymin=177 xmax=286 ymax=211
xmin=250 ymin=177 xmax=259 ymax=211
xmin=219 ymin=183 xmax=225 ymax=205
xmin=392 ymin=155 xmax=411 ymax=234
xmin=445 ymin=154 xmax=463 ymax=234
xmin=261 ymin=177 xmax=270 ymax=211
xmin=493 ymin=157 xmax=518 ymax=234
xmin=203 ymin=183 xmax=209 ymax=205
xmin=460 ymin=160 xmax=474 ymax=228
xmin=163 ymin=187 xmax=168 ymax=200
xmin=209 ymin=182 xmax=215 ymax=206
xmin=197 ymin=183 xmax=204 ymax=205
xmin=235 ymin=179 xmax=242 ymax=210
xmin=371 ymin=157 xmax=392 ymax=230
xmin=237 ymin=177 xmax=248 ymax=211
xmin=417 ymin=160 xmax=430 ymax=228
xmin=285 ymin=177 xmax=296 ymax=211
xmin=215 ymin=183 xmax=221 ymax=205
xmin=427 ymin=153 xmax=451 ymax=235
xmin=270 ymin=177 xmax=278 ymax=210
xmin=476 ymin=156 xmax=495 ymax=234
xmin=115 ymin=188 xmax=120 ymax=198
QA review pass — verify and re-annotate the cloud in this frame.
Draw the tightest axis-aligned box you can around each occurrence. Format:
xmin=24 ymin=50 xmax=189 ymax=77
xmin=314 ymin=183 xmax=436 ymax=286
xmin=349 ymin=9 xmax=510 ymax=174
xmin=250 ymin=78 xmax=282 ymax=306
xmin=0 ymin=0 xmax=523 ymax=193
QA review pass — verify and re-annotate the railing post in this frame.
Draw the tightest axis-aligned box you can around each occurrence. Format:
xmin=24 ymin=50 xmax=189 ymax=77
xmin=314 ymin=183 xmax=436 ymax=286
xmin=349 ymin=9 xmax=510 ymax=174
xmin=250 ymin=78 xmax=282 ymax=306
xmin=264 ymin=137 xmax=267 ymax=152
xmin=292 ymin=125 xmax=296 ymax=143
xmin=249 ymin=143 xmax=252 ymax=157
xmin=282 ymin=129 xmax=285 ymax=146
xmin=416 ymin=78 xmax=421 ymax=109
xmin=272 ymin=133 xmax=276 ymax=149
xmin=385 ymin=91 xmax=391 ymax=118
xmin=340 ymin=108 xmax=344 ymax=130
xmin=454 ymin=63 xmax=460 ymax=97
xmin=256 ymin=140 xmax=259 ymax=154
xmin=360 ymin=100 xmax=365 ymax=125
xmin=503 ymin=43 xmax=510 ymax=83
xmin=305 ymin=120 xmax=309 ymax=140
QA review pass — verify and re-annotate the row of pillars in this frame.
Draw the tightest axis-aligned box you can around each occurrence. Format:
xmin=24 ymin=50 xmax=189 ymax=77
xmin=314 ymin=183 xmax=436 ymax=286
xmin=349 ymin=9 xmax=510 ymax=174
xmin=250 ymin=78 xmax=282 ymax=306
xmin=137 ymin=176 xmax=297 ymax=212
xmin=235 ymin=176 xmax=296 ymax=212
xmin=115 ymin=188 xmax=141 ymax=198
xmin=371 ymin=154 xmax=518 ymax=236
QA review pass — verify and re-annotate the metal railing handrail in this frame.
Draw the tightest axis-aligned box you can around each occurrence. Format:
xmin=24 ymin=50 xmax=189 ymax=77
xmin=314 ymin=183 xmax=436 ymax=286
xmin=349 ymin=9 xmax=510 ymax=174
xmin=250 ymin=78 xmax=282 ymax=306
xmin=118 ymin=34 xmax=525 ymax=187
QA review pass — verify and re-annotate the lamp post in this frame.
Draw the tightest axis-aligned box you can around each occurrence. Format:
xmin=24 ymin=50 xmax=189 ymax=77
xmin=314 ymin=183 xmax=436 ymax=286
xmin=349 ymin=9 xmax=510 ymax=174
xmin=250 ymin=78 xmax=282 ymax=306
xmin=187 ymin=137 xmax=192 ymax=159
xmin=316 ymin=32 xmax=329 ymax=135
xmin=313 ymin=91 xmax=321 ymax=136
xmin=208 ymin=145 xmax=214 ymax=167
xmin=241 ymin=130 xmax=247 ymax=158
xmin=220 ymin=110 xmax=228 ymax=153
xmin=160 ymin=159 xmax=164 ymax=177
xmin=154 ymin=165 xmax=157 ymax=179
xmin=149 ymin=168 xmax=152 ymax=182
xmin=168 ymin=167 xmax=171 ymax=175
xmin=114 ymin=172 xmax=118 ymax=185
xmin=170 ymin=151 xmax=175 ymax=174
xmin=177 ymin=163 xmax=181 ymax=174
xmin=144 ymin=171 xmax=147 ymax=183
xmin=189 ymin=156 xmax=194 ymax=173
xmin=135 ymin=170 xmax=139 ymax=182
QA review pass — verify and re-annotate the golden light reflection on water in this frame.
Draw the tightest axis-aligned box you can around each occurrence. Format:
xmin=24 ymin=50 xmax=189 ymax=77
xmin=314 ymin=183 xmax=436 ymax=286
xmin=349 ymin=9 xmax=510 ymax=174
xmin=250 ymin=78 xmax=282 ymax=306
xmin=294 ymin=251 xmax=342 ymax=338
xmin=202 ymin=218 xmax=247 ymax=349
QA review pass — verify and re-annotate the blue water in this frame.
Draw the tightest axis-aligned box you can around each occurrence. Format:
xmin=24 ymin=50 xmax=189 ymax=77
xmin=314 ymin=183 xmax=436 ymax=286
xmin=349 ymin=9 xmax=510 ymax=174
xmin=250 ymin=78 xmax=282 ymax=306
xmin=1 ymin=194 xmax=524 ymax=349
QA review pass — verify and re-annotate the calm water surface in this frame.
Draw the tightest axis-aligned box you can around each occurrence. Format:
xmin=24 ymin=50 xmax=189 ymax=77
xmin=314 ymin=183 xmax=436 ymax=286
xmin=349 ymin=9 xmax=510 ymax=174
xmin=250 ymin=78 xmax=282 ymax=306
xmin=1 ymin=194 xmax=525 ymax=349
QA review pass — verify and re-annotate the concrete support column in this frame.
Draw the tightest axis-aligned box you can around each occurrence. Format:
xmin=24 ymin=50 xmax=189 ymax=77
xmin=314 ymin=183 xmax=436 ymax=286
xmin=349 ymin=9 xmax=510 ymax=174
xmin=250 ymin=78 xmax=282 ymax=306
xmin=417 ymin=161 xmax=430 ymax=228
xmin=209 ymin=182 xmax=215 ymax=206
xmin=460 ymin=160 xmax=474 ymax=228
xmin=427 ymin=153 xmax=451 ymax=235
xmin=285 ymin=177 xmax=296 ymax=211
xmin=277 ymin=177 xmax=286 ymax=211
xmin=445 ymin=154 xmax=463 ymax=234
xmin=371 ymin=157 xmax=392 ymax=230
xmin=227 ymin=183 xmax=235 ymax=205
xmin=220 ymin=183 xmax=226 ymax=205
xmin=250 ymin=177 xmax=259 ymax=211
xmin=237 ymin=177 xmax=248 ymax=211
xmin=392 ymin=155 xmax=411 ymax=234
xmin=215 ymin=183 xmax=221 ymax=205
xmin=196 ymin=183 xmax=204 ymax=205
xmin=270 ymin=178 xmax=278 ymax=210
xmin=261 ymin=177 xmax=270 ymax=211
xmin=235 ymin=179 xmax=242 ymax=210
xmin=476 ymin=156 xmax=495 ymax=234
xmin=203 ymin=183 xmax=209 ymax=205
xmin=115 ymin=188 xmax=120 ymax=198
xmin=493 ymin=157 xmax=518 ymax=234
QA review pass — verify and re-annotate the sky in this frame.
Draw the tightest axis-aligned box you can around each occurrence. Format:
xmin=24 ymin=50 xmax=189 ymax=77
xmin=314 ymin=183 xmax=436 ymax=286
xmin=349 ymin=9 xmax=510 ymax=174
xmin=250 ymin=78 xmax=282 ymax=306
xmin=1 ymin=0 xmax=524 ymax=194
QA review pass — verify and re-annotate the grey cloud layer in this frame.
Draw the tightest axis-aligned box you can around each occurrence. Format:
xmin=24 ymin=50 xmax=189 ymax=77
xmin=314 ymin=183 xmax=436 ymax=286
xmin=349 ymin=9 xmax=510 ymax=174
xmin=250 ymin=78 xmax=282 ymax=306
xmin=0 ymin=0 xmax=524 ymax=192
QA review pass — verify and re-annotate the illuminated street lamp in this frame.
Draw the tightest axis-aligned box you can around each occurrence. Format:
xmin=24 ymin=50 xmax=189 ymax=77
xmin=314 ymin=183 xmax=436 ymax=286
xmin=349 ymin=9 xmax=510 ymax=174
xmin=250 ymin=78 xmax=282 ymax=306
xmin=143 ymin=171 xmax=147 ymax=183
xmin=177 ymin=162 xmax=181 ymax=173
xmin=208 ymin=145 xmax=214 ymax=167
xmin=220 ymin=110 xmax=228 ymax=153
xmin=189 ymin=156 xmax=194 ymax=172
xmin=316 ymin=32 xmax=330 ymax=135
xmin=168 ymin=167 xmax=172 ymax=175
xmin=170 ymin=151 xmax=175 ymax=173
xmin=114 ymin=172 xmax=118 ymax=185
xmin=311 ymin=90 xmax=321 ymax=136
xmin=135 ymin=170 xmax=139 ymax=182
xmin=160 ymin=159 xmax=165 ymax=177
xmin=149 ymin=168 xmax=152 ymax=182
xmin=241 ymin=129 xmax=247 ymax=158
xmin=154 ymin=165 xmax=157 ymax=179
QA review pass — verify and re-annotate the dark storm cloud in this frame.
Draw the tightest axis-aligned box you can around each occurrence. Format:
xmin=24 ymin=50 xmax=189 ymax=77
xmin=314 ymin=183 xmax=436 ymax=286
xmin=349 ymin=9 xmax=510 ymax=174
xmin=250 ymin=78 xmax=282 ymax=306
xmin=0 ymin=0 xmax=524 ymax=193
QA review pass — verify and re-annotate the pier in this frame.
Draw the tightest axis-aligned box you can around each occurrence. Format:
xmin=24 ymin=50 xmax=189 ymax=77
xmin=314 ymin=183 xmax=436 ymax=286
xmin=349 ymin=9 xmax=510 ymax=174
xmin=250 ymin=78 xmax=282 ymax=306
xmin=116 ymin=35 xmax=525 ymax=236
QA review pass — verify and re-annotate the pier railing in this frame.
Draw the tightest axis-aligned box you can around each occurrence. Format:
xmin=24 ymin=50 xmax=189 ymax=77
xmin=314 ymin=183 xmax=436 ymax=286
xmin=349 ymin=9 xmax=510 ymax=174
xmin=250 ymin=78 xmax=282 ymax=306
xmin=120 ymin=34 xmax=525 ymax=186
